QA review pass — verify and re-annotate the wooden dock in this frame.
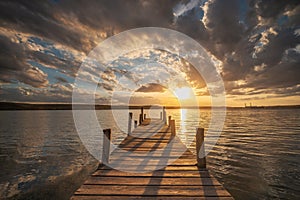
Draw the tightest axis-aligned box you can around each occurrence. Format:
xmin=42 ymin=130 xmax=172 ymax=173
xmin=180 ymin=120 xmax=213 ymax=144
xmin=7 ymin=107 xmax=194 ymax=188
xmin=72 ymin=111 xmax=233 ymax=199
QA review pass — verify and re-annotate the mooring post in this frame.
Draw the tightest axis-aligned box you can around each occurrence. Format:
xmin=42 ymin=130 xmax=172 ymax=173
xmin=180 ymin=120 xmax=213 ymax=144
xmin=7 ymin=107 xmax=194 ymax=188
xmin=163 ymin=106 xmax=166 ymax=124
xmin=196 ymin=128 xmax=206 ymax=168
xmin=141 ymin=107 xmax=144 ymax=122
xmin=170 ymin=119 xmax=176 ymax=137
xmin=134 ymin=120 xmax=137 ymax=128
xmin=139 ymin=113 xmax=143 ymax=125
xmin=160 ymin=112 xmax=162 ymax=120
xmin=144 ymin=113 xmax=146 ymax=119
xmin=102 ymin=129 xmax=111 ymax=165
xmin=168 ymin=116 xmax=172 ymax=127
xmin=128 ymin=112 xmax=132 ymax=135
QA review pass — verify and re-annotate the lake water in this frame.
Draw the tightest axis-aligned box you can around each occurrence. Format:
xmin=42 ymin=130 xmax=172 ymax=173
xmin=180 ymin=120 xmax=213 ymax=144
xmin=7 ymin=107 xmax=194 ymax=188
xmin=0 ymin=108 xmax=299 ymax=199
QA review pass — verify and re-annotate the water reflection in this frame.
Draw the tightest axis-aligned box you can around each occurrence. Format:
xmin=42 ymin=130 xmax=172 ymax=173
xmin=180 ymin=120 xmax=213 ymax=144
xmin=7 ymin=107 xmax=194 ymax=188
xmin=17 ymin=111 xmax=46 ymax=163
xmin=0 ymin=109 xmax=299 ymax=199
xmin=180 ymin=108 xmax=188 ymax=143
xmin=0 ymin=111 xmax=97 ymax=199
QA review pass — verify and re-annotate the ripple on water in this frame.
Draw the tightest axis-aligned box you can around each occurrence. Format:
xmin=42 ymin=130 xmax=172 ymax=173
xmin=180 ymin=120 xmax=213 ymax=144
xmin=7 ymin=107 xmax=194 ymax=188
xmin=0 ymin=109 xmax=299 ymax=199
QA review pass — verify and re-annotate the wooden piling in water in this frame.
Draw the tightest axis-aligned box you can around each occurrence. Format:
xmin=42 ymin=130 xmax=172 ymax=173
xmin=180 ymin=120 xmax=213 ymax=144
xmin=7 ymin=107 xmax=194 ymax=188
xmin=144 ymin=113 xmax=146 ymax=119
xmin=102 ymin=129 xmax=111 ymax=165
xmin=141 ymin=107 xmax=144 ymax=122
xmin=170 ymin=119 xmax=176 ymax=137
xmin=168 ymin=116 xmax=172 ymax=127
xmin=134 ymin=120 xmax=137 ymax=128
xmin=163 ymin=106 xmax=166 ymax=124
xmin=73 ymin=116 xmax=233 ymax=199
xmin=160 ymin=112 xmax=162 ymax=120
xmin=139 ymin=114 xmax=143 ymax=125
xmin=196 ymin=128 xmax=206 ymax=168
xmin=128 ymin=112 xmax=132 ymax=135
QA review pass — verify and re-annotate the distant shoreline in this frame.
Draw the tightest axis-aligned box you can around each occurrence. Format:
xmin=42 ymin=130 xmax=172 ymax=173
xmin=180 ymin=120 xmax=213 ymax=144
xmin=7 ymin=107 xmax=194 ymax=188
xmin=0 ymin=102 xmax=300 ymax=110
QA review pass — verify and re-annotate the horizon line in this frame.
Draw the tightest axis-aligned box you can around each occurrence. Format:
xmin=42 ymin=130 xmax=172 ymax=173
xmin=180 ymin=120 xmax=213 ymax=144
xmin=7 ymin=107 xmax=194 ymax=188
xmin=0 ymin=101 xmax=300 ymax=110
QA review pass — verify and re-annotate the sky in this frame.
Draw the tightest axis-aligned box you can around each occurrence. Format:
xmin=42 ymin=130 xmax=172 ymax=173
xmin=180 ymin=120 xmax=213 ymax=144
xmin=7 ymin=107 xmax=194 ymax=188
xmin=0 ymin=0 xmax=299 ymax=107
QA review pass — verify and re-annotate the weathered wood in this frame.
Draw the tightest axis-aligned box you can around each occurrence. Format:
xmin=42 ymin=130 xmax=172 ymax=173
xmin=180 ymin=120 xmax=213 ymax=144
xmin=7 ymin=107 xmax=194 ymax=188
xmin=196 ymin=128 xmax=206 ymax=168
xmin=83 ymin=177 xmax=222 ymax=186
xmin=92 ymin=169 xmax=211 ymax=178
xmin=73 ymin=118 xmax=232 ymax=199
xmin=139 ymin=114 xmax=143 ymax=125
xmin=71 ymin=196 xmax=233 ymax=200
xmin=74 ymin=185 xmax=231 ymax=196
xmin=162 ymin=106 xmax=167 ymax=124
xmin=141 ymin=107 xmax=144 ymax=122
xmin=134 ymin=120 xmax=137 ymax=128
xmin=128 ymin=112 xmax=132 ymax=135
xmin=160 ymin=112 xmax=162 ymax=120
xmin=102 ymin=129 xmax=111 ymax=165
xmin=168 ymin=116 xmax=171 ymax=127
xmin=111 ymin=152 xmax=194 ymax=158
xmin=99 ymin=165 xmax=206 ymax=171
xmin=144 ymin=113 xmax=146 ymax=119
xmin=170 ymin=119 xmax=176 ymax=137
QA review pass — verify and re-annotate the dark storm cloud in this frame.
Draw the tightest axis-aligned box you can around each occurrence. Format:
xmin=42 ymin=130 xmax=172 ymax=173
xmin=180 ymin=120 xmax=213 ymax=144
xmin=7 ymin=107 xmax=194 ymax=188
xmin=198 ymin=0 xmax=300 ymax=97
xmin=0 ymin=0 xmax=178 ymax=89
xmin=0 ymin=0 xmax=299 ymax=102
xmin=253 ymin=0 xmax=299 ymax=20
xmin=175 ymin=6 xmax=209 ymax=42
xmin=202 ymin=0 xmax=245 ymax=59
xmin=57 ymin=0 xmax=177 ymax=29
xmin=0 ymin=0 xmax=177 ymax=53
xmin=137 ymin=83 xmax=166 ymax=93
xmin=0 ymin=0 xmax=96 ymax=52
xmin=0 ymin=34 xmax=49 ymax=87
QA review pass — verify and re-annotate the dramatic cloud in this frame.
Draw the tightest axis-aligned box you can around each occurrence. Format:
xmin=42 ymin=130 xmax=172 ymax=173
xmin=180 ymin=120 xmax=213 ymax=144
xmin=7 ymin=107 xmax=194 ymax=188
xmin=0 ymin=0 xmax=299 ymax=105
xmin=137 ymin=83 xmax=167 ymax=93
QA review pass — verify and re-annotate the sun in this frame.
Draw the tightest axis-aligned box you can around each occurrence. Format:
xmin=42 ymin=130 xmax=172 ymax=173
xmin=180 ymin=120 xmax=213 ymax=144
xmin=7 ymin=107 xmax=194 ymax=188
xmin=173 ymin=87 xmax=193 ymax=100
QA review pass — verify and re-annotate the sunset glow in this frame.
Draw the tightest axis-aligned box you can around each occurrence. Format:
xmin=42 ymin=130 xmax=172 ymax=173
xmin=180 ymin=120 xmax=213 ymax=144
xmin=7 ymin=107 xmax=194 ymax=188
xmin=173 ymin=87 xmax=193 ymax=101
xmin=0 ymin=1 xmax=299 ymax=200
xmin=0 ymin=1 xmax=298 ymax=108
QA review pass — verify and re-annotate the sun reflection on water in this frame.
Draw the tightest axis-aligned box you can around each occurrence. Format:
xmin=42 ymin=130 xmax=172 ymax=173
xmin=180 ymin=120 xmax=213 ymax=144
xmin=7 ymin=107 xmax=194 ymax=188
xmin=180 ymin=109 xmax=188 ymax=143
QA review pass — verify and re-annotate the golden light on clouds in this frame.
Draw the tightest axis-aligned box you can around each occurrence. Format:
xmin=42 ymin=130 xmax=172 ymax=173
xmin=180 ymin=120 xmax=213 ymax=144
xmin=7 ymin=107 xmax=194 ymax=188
xmin=173 ymin=87 xmax=193 ymax=100
xmin=126 ymin=82 xmax=214 ymax=107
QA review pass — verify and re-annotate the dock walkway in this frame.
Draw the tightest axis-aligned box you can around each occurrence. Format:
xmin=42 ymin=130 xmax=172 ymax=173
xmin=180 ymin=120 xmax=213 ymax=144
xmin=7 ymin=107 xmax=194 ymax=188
xmin=72 ymin=118 xmax=233 ymax=199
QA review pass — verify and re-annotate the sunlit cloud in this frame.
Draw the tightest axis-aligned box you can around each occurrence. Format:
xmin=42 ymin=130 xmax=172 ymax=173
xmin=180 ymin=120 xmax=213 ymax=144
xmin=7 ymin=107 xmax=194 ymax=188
xmin=0 ymin=0 xmax=299 ymax=106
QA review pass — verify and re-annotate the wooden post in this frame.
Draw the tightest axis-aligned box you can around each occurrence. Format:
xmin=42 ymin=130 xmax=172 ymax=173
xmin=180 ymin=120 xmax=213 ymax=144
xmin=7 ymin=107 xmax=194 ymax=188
xmin=196 ymin=128 xmax=206 ymax=168
xmin=141 ymin=107 xmax=144 ymax=122
xmin=160 ymin=112 xmax=162 ymax=120
xmin=128 ymin=112 xmax=132 ymax=135
xmin=139 ymin=114 xmax=143 ymax=125
xmin=144 ymin=114 xmax=146 ymax=119
xmin=134 ymin=120 xmax=137 ymax=128
xmin=102 ymin=129 xmax=111 ymax=165
xmin=170 ymin=119 xmax=176 ymax=137
xmin=168 ymin=116 xmax=172 ymax=127
xmin=163 ymin=106 xmax=166 ymax=124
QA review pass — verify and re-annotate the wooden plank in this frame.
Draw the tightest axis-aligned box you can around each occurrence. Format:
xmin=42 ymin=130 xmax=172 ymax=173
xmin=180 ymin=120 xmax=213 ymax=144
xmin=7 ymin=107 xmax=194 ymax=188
xmin=94 ymin=167 xmax=199 ymax=172
xmin=111 ymin=155 xmax=196 ymax=159
xmin=110 ymin=155 xmax=195 ymax=159
xmin=106 ymin=158 xmax=196 ymax=167
xmin=111 ymin=151 xmax=193 ymax=156
xmin=92 ymin=170 xmax=211 ymax=178
xmin=74 ymin=185 xmax=232 ymax=197
xmin=98 ymin=165 xmax=204 ymax=171
xmin=109 ymin=158 xmax=197 ymax=163
xmin=72 ymin=118 xmax=233 ymax=199
xmin=71 ymin=196 xmax=234 ymax=200
xmin=83 ymin=177 xmax=222 ymax=186
xmin=112 ymin=148 xmax=189 ymax=152
xmin=120 ymin=138 xmax=172 ymax=142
